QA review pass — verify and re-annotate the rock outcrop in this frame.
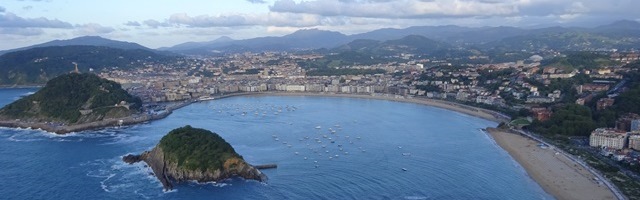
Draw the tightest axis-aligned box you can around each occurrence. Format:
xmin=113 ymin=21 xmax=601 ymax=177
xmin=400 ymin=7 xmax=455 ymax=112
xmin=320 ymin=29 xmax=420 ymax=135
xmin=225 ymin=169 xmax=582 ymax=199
xmin=123 ymin=126 xmax=267 ymax=190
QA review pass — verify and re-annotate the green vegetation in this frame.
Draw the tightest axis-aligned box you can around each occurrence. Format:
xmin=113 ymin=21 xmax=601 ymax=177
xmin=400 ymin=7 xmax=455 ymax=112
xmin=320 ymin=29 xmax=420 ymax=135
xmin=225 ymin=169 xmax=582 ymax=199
xmin=298 ymin=52 xmax=396 ymax=69
xmin=529 ymin=104 xmax=597 ymax=136
xmin=510 ymin=118 xmax=531 ymax=126
xmin=0 ymin=73 xmax=141 ymax=123
xmin=541 ymin=52 xmax=616 ymax=70
xmin=0 ymin=45 xmax=176 ymax=85
xmin=306 ymin=68 xmax=386 ymax=76
xmin=159 ymin=126 xmax=241 ymax=172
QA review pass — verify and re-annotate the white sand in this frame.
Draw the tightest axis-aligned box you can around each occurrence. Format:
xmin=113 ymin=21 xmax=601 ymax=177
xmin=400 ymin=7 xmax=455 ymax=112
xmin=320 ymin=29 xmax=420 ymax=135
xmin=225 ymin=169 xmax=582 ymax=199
xmin=487 ymin=128 xmax=616 ymax=200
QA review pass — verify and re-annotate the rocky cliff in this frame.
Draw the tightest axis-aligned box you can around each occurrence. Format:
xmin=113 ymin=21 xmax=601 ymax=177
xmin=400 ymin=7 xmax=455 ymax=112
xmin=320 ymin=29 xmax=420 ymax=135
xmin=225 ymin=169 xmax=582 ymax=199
xmin=123 ymin=126 xmax=266 ymax=190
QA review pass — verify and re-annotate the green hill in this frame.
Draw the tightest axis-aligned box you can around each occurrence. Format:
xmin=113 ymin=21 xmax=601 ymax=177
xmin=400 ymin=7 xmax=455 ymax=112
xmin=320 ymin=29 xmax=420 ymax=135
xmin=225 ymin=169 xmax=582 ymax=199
xmin=158 ymin=125 xmax=241 ymax=172
xmin=0 ymin=45 xmax=177 ymax=85
xmin=123 ymin=125 xmax=266 ymax=190
xmin=0 ymin=73 xmax=141 ymax=123
xmin=541 ymin=52 xmax=617 ymax=71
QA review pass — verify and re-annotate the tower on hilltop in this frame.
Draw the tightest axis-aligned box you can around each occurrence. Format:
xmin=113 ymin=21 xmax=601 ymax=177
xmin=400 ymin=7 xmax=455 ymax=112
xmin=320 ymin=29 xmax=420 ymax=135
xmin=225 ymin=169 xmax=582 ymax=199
xmin=72 ymin=62 xmax=79 ymax=74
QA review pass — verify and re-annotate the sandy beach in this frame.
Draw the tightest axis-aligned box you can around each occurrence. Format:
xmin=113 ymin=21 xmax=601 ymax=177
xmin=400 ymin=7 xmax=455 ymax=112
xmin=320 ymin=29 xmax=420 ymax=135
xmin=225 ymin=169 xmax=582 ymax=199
xmin=486 ymin=128 xmax=616 ymax=200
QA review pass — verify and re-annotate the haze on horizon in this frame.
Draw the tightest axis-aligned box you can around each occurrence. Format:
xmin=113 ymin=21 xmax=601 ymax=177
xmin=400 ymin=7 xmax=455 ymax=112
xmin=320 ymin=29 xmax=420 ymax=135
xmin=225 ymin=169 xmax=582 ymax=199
xmin=0 ymin=0 xmax=638 ymax=51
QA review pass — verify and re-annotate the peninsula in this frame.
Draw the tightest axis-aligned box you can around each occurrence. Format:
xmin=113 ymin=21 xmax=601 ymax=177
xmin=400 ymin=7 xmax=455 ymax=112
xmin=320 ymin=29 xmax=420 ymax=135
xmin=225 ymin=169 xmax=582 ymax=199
xmin=123 ymin=125 xmax=267 ymax=190
xmin=0 ymin=73 xmax=144 ymax=134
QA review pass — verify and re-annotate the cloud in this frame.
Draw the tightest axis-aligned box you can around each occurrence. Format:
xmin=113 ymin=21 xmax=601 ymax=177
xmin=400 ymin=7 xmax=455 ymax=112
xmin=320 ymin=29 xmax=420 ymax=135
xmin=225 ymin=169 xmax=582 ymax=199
xmin=124 ymin=21 xmax=141 ymax=26
xmin=0 ymin=6 xmax=6 ymax=13
xmin=143 ymin=19 xmax=172 ymax=28
xmin=270 ymin=0 xmax=518 ymax=19
xmin=73 ymin=23 xmax=115 ymax=35
xmin=139 ymin=12 xmax=330 ymax=29
xmin=0 ymin=27 xmax=44 ymax=36
xmin=0 ymin=12 xmax=73 ymax=28
xmin=269 ymin=0 xmax=639 ymax=20
xmin=23 ymin=6 xmax=34 ymax=11
xmin=246 ymin=0 xmax=267 ymax=4
xmin=168 ymin=13 xmax=251 ymax=27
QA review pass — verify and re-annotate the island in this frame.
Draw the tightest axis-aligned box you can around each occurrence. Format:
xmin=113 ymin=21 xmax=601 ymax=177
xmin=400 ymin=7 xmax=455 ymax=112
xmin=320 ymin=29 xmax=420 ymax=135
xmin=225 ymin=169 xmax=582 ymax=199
xmin=0 ymin=73 xmax=144 ymax=134
xmin=122 ymin=125 xmax=267 ymax=190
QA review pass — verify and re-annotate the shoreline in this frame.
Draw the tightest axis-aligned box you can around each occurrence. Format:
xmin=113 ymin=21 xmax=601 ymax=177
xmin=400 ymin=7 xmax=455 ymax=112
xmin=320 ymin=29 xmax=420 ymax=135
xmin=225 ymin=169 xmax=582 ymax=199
xmin=240 ymin=92 xmax=510 ymax=123
xmin=0 ymin=90 xmax=623 ymax=199
xmin=0 ymin=92 xmax=509 ymax=134
xmin=486 ymin=127 xmax=618 ymax=200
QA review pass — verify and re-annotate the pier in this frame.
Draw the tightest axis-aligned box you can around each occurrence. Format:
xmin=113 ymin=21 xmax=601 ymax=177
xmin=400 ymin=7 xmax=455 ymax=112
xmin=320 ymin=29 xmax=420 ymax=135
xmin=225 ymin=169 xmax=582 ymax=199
xmin=254 ymin=164 xmax=278 ymax=170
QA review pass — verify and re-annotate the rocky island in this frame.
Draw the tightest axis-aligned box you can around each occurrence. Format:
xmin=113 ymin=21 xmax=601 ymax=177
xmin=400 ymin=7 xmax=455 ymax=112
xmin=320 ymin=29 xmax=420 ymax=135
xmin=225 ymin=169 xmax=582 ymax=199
xmin=123 ymin=126 xmax=267 ymax=190
xmin=0 ymin=73 xmax=144 ymax=134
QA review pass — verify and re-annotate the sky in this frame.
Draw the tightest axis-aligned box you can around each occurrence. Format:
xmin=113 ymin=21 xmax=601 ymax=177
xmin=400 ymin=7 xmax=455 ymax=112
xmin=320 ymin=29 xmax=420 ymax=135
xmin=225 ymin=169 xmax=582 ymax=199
xmin=0 ymin=0 xmax=639 ymax=50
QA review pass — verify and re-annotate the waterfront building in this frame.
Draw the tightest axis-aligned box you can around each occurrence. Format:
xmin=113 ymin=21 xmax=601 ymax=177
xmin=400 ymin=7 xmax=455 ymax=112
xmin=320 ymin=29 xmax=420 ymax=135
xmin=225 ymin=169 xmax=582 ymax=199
xmin=628 ymin=133 xmax=640 ymax=150
xmin=589 ymin=128 xmax=628 ymax=149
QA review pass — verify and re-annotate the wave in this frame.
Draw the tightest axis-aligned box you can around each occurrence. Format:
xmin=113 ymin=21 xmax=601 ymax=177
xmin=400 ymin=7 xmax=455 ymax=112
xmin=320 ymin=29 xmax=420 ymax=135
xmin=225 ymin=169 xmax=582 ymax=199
xmin=404 ymin=196 xmax=429 ymax=200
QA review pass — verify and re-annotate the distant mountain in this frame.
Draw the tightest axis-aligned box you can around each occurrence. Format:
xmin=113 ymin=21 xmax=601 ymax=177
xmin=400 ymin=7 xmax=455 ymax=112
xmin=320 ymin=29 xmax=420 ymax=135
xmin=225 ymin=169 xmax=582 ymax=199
xmin=335 ymin=35 xmax=456 ymax=56
xmin=0 ymin=45 xmax=178 ymax=85
xmin=164 ymin=29 xmax=350 ymax=54
xmin=350 ymin=25 xmax=528 ymax=45
xmin=486 ymin=21 xmax=640 ymax=51
xmin=158 ymin=36 xmax=235 ymax=52
xmin=161 ymin=20 xmax=640 ymax=55
xmin=0 ymin=36 xmax=153 ymax=56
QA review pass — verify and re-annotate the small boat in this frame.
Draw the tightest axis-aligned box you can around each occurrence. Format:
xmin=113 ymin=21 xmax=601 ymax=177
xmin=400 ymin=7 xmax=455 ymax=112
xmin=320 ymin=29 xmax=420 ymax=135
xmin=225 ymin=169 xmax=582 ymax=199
xmin=315 ymin=126 xmax=322 ymax=129
xmin=402 ymin=168 xmax=407 ymax=171
xmin=402 ymin=153 xmax=411 ymax=156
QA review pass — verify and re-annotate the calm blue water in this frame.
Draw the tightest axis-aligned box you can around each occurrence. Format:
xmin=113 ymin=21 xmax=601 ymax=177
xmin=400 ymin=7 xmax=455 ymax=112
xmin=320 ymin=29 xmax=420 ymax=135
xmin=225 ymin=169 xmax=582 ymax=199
xmin=0 ymin=88 xmax=553 ymax=199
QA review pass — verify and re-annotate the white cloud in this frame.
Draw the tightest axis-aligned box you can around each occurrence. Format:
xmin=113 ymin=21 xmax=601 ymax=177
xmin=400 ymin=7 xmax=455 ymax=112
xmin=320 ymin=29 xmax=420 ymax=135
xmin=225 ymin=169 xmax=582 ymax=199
xmin=168 ymin=13 xmax=250 ymax=27
xmin=0 ymin=12 xmax=73 ymax=28
xmin=0 ymin=27 xmax=44 ymax=36
xmin=270 ymin=0 xmax=519 ymax=19
xmin=73 ymin=23 xmax=115 ymax=35
xmin=143 ymin=19 xmax=172 ymax=28
xmin=269 ymin=0 xmax=639 ymax=20
xmin=124 ymin=21 xmax=141 ymax=27
xmin=246 ymin=0 xmax=267 ymax=4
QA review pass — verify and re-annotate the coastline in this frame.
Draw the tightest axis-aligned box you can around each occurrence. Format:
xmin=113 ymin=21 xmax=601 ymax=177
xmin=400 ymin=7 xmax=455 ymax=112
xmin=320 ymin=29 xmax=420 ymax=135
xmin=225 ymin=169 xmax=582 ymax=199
xmin=0 ymin=90 xmax=623 ymax=199
xmin=242 ymin=92 xmax=511 ymax=123
xmin=0 ymin=92 xmax=508 ymax=134
xmin=486 ymin=127 xmax=617 ymax=200
xmin=0 ymin=100 xmax=190 ymax=134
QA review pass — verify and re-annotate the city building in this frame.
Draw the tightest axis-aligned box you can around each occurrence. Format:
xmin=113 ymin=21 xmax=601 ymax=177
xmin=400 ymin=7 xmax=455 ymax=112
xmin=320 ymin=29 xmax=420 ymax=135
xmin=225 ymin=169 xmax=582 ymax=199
xmin=628 ymin=133 xmax=640 ymax=150
xmin=616 ymin=113 xmax=640 ymax=132
xmin=596 ymin=98 xmax=615 ymax=111
xmin=589 ymin=128 xmax=628 ymax=149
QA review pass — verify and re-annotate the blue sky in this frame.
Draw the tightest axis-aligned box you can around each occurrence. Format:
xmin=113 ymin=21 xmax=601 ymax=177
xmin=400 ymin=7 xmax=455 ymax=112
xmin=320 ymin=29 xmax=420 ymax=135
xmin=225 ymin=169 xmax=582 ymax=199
xmin=0 ymin=0 xmax=639 ymax=50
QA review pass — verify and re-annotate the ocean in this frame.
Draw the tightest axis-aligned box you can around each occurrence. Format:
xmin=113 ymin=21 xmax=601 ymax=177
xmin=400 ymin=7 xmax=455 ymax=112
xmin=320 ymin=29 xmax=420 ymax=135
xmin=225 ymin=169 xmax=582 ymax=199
xmin=0 ymin=88 xmax=553 ymax=199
